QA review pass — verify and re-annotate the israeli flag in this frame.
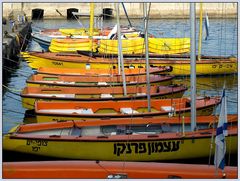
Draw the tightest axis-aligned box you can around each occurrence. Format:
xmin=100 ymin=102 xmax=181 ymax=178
xmin=214 ymin=89 xmax=228 ymax=170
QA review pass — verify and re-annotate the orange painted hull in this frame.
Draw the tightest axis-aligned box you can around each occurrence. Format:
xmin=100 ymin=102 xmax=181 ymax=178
xmin=34 ymin=97 xmax=220 ymax=121
xmin=36 ymin=67 xmax=170 ymax=76
xmin=3 ymin=161 xmax=237 ymax=179
xmin=26 ymin=74 xmax=174 ymax=87
xmin=15 ymin=114 xmax=238 ymax=132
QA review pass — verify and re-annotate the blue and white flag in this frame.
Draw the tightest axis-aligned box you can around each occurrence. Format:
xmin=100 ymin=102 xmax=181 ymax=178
xmin=204 ymin=13 xmax=209 ymax=40
xmin=214 ymin=89 xmax=228 ymax=170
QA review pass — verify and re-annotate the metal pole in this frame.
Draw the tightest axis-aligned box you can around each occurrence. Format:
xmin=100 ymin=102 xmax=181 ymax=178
xmin=115 ymin=3 xmax=121 ymax=75
xmin=144 ymin=3 xmax=151 ymax=112
xmin=190 ymin=3 xmax=196 ymax=131
xmin=116 ymin=3 xmax=127 ymax=96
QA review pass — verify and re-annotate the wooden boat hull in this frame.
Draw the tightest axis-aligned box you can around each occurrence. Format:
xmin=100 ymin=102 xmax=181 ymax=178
xmin=21 ymin=85 xmax=187 ymax=109
xmin=3 ymin=124 xmax=237 ymax=161
xmin=36 ymin=67 xmax=170 ymax=77
xmin=35 ymin=105 xmax=217 ymax=122
xmin=21 ymin=52 xmax=237 ymax=76
xmin=34 ymin=97 xmax=220 ymax=122
xmin=2 ymin=161 xmax=237 ymax=179
xmin=26 ymin=79 xmax=173 ymax=88
xmin=26 ymin=74 xmax=174 ymax=88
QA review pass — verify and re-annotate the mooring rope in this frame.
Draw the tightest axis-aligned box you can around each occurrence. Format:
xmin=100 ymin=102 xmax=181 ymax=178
xmin=3 ymin=57 xmax=20 ymax=64
xmin=3 ymin=108 xmax=36 ymax=118
xmin=2 ymin=84 xmax=22 ymax=93
xmin=4 ymin=93 xmax=22 ymax=103
xmin=3 ymin=108 xmax=25 ymax=115
xmin=3 ymin=66 xmax=30 ymax=78
xmin=3 ymin=87 xmax=36 ymax=110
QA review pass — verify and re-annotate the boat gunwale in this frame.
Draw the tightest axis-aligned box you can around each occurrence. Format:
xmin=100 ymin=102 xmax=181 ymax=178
xmin=7 ymin=125 xmax=237 ymax=142
xmin=21 ymin=86 xmax=188 ymax=100
xmin=36 ymin=67 xmax=170 ymax=76
xmin=26 ymin=74 xmax=175 ymax=87
xmin=34 ymin=103 xmax=219 ymax=119
xmin=15 ymin=114 xmax=238 ymax=133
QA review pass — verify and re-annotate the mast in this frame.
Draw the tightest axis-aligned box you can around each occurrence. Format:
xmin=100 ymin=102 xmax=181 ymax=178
xmin=198 ymin=3 xmax=203 ymax=61
xmin=116 ymin=3 xmax=127 ymax=96
xmin=144 ymin=3 xmax=151 ymax=112
xmin=89 ymin=3 xmax=94 ymax=55
xmin=190 ymin=3 xmax=196 ymax=131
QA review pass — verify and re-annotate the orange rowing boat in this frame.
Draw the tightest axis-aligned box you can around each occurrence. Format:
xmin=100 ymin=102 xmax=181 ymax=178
xmin=26 ymin=74 xmax=174 ymax=87
xmin=34 ymin=96 xmax=220 ymax=122
xmin=21 ymin=85 xmax=187 ymax=109
xmin=2 ymin=161 xmax=237 ymax=179
xmin=36 ymin=67 xmax=170 ymax=76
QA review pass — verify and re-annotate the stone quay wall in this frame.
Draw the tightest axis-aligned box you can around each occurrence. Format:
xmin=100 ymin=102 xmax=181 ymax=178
xmin=2 ymin=2 xmax=237 ymax=19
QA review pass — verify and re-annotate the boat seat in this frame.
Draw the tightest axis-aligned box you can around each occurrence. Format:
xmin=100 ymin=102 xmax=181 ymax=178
xmin=98 ymin=82 xmax=108 ymax=85
xmin=28 ymin=93 xmax=75 ymax=98
xmin=136 ymin=93 xmax=146 ymax=96
xmin=130 ymin=81 xmax=137 ymax=84
xmin=120 ymin=108 xmax=139 ymax=114
xmin=55 ymin=81 xmax=75 ymax=85
xmin=77 ymin=108 xmax=94 ymax=114
xmin=38 ymin=108 xmax=93 ymax=114
xmin=161 ymin=106 xmax=174 ymax=112
xmin=101 ymin=94 xmax=112 ymax=98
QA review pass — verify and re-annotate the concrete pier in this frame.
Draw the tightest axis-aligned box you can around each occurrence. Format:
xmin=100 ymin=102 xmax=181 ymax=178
xmin=2 ymin=13 xmax=32 ymax=83
xmin=3 ymin=3 xmax=237 ymax=19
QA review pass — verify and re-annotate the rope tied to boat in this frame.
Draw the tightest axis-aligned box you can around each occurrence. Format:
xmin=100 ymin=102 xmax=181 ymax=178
xmin=2 ymin=84 xmax=22 ymax=93
xmin=3 ymin=65 xmax=31 ymax=78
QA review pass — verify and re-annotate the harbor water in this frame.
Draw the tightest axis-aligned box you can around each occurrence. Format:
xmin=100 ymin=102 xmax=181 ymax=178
xmin=2 ymin=18 xmax=238 ymax=165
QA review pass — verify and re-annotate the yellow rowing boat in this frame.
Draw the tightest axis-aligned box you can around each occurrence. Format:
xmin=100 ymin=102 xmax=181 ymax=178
xmin=21 ymin=52 xmax=237 ymax=76
xmin=149 ymin=38 xmax=190 ymax=54
xmin=98 ymin=38 xmax=190 ymax=54
xmin=3 ymin=119 xmax=237 ymax=161
xmin=59 ymin=28 xmax=100 ymax=36
xmin=49 ymin=39 xmax=98 ymax=53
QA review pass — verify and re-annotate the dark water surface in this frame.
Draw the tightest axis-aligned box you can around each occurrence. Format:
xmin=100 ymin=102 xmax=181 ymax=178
xmin=2 ymin=18 xmax=238 ymax=165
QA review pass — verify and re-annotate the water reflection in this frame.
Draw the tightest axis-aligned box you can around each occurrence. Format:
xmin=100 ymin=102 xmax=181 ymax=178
xmin=174 ymin=74 xmax=238 ymax=114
